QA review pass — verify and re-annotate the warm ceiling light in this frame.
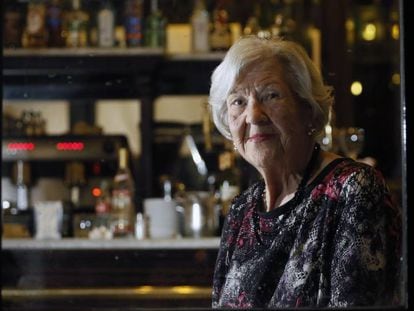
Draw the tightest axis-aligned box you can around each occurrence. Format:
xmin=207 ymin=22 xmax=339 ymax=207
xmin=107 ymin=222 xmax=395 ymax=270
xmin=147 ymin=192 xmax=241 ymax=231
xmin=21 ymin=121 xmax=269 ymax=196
xmin=351 ymin=81 xmax=363 ymax=96
xmin=362 ymin=23 xmax=377 ymax=41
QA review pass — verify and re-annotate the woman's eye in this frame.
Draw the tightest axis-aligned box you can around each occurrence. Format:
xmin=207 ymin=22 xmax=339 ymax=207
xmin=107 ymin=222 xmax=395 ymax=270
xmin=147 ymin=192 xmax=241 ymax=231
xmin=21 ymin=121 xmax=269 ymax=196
xmin=265 ymin=91 xmax=280 ymax=101
xmin=231 ymin=98 xmax=245 ymax=106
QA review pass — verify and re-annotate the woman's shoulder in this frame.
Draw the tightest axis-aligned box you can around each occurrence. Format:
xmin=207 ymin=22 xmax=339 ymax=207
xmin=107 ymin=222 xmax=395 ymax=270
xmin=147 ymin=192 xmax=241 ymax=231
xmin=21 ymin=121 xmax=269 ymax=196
xmin=320 ymin=157 xmax=399 ymax=218
xmin=318 ymin=156 xmax=388 ymax=190
xmin=310 ymin=156 xmax=394 ymax=212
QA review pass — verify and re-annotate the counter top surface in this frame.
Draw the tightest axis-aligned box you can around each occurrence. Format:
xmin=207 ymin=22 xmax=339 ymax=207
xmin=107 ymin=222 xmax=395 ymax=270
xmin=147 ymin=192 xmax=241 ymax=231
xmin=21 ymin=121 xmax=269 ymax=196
xmin=2 ymin=237 xmax=220 ymax=250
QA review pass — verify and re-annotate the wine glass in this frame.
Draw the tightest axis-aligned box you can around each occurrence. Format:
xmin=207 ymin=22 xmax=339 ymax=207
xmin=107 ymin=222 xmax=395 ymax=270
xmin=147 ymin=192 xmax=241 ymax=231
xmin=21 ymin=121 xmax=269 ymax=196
xmin=339 ymin=127 xmax=365 ymax=159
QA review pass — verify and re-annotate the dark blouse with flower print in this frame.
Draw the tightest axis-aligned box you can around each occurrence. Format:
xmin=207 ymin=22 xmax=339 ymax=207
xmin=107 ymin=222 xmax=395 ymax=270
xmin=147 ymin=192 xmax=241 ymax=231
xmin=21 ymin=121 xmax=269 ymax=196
xmin=212 ymin=158 xmax=401 ymax=308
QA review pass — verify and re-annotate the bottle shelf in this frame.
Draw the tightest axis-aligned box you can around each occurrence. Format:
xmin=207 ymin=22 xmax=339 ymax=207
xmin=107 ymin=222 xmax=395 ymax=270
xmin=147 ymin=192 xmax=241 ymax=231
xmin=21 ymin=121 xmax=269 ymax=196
xmin=3 ymin=47 xmax=225 ymax=61
xmin=3 ymin=47 xmax=164 ymax=57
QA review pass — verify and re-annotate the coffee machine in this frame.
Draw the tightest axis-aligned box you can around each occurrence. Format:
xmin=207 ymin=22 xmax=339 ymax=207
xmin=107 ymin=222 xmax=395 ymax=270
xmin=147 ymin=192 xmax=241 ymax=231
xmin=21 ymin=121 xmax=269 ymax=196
xmin=1 ymin=134 xmax=133 ymax=238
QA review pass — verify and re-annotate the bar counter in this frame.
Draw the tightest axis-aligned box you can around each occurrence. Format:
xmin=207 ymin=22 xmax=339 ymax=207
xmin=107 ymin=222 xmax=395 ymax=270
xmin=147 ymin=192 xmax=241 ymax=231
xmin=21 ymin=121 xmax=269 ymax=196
xmin=2 ymin=238 xmax=220 ymax=309
xmin=2 ymin=237 xmax=221 ymax=250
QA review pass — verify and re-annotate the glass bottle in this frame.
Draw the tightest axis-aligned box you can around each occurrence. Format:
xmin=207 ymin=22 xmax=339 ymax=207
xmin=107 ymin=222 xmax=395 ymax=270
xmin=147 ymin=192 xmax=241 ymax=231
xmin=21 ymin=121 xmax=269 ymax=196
xmin=124 ymin=0 xmax=143 ymax=47
xmin=94 ymin=180 xmax=112 ymax=230
xmin=7 ymin=161 xmax=33 ymax=238
xmin=64 ymin=161 xmax=86 ymax=209
xmin=209 ymin=4 xmax=232 ymax=52
xmin=21 ymin=110 xmax=35 ymax=136
xmin=3 ymin=3 xmax=24 ymax=48
xmin=22 ymin=1 xmax=48 ymax=48
xmin=191 ymin=0 xmax=210 ymax=53
xmin=95 ymin=180 xmax=112 ymax=215
xmin=134 ymin=212 xmax=148 ymax=240
xmin=144 ymin=0 xmax=167 ymax=48
xmin=243 ymin=16 xmax=259 ymax=36
xmin=64 ymin=0 xmax=89 ymax=48
xmin=97 ymin=0 xmax=115 ymax=48
xmin=160 ymin=174 xmax=173 ymax=201
xmin=243 ymin=2 xmax=261 ymax=37
xmin=111 ymin=148 xmax=135 ymax=237
xmin=272 ymin=0 xmax=297 ymax=41
xmin=13 ymin=160 xmax=31 ymax=211
xmin=46 ymin=0 xmax=65 ymax=47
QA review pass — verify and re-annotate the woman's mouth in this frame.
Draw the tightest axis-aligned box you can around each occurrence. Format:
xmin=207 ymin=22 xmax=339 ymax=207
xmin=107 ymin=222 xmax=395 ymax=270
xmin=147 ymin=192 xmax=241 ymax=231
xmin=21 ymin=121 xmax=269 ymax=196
xmin=246 ymin=133 xmax=275 ymax=143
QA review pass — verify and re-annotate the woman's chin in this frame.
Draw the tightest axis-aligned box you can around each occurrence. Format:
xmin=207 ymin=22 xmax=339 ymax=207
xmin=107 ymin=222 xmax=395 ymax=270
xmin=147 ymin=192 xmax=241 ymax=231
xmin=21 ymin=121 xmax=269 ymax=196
xmin=245 ymin=147 xmax=280 ymax=170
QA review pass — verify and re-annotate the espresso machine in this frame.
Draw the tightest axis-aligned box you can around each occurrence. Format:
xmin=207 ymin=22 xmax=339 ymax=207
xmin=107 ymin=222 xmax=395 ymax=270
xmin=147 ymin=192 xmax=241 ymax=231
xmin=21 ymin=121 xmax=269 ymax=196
xmin=1 ymin=134 xmax=133 ymax=238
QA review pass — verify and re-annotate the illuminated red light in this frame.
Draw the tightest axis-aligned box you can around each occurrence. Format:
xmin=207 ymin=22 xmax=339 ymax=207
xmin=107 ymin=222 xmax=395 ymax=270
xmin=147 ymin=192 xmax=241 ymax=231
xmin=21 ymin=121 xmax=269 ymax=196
xmin=92 ymin=187 xmax=102 ymax=197
xmin=56 ymin=142 xmax=84 ymax=151
xmin=7 ymin=142 xmax=35 ymax=151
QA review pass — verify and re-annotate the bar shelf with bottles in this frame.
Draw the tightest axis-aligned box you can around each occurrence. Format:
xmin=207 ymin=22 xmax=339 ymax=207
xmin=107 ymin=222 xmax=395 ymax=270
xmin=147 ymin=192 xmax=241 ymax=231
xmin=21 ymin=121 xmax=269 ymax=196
xmin=3 ymin=0 xmax=324 ymax=99
xmin=3 ymin=0 xmax=322 ymax=55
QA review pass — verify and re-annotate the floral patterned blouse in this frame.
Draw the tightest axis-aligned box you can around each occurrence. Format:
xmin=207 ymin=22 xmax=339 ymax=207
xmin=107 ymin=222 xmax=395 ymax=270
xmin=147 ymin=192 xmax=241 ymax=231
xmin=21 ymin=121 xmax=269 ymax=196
xmin=212 ymin=158 xmax=401 ymax=308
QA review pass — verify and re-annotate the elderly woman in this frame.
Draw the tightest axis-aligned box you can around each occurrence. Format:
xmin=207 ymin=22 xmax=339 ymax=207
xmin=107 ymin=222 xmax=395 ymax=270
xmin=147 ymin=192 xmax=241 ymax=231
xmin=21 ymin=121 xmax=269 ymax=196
xmin=209 ymin=36 xmax=401 ymax=308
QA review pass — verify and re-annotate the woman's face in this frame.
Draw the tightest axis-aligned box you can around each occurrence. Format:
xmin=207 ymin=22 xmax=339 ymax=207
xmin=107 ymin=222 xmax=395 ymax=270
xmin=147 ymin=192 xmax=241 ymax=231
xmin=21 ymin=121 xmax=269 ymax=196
xmin=226 ymin=58 xmax=311 ymax=170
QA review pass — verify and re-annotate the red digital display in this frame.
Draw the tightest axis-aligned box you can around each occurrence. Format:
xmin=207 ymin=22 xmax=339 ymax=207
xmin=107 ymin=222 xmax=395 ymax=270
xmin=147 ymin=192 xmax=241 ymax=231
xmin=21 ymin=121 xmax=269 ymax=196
xmin=56 ymin=142 xmax=84 ymax=151
xmin=7 ymin=142 xmax=35 ymax=151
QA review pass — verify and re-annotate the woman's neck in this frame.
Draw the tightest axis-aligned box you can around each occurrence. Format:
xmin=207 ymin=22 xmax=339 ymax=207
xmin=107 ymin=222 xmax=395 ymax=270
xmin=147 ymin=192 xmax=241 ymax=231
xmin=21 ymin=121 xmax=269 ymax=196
xmin=260 ymin=143 xmax=321 ymax=212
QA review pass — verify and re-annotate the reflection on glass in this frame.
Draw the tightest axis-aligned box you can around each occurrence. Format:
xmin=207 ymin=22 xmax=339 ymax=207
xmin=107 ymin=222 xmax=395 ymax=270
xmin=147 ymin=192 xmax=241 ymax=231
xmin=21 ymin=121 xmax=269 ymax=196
xmin=339 ymin=127 xmax=365 ymax=160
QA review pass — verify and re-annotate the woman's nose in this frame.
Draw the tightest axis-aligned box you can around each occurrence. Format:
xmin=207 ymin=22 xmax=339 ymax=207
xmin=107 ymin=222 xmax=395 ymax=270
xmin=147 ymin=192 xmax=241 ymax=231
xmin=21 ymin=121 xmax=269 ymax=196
xmin=245 ymin=97 xmax=269 ymax=124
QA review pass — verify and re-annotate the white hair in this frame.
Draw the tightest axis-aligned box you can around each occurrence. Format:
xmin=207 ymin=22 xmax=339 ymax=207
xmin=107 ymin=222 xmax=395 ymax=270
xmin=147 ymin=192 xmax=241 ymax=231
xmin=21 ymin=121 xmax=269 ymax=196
xmin=208 ymin=36 xmax=334 ymax=140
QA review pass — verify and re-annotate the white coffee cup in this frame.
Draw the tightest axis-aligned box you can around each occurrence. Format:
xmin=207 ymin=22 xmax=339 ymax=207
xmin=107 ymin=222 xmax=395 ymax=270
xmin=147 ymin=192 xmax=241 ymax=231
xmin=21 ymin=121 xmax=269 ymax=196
xmin=34 ymin=201 xmax=63 ymax=240
xmin=143 ymin=198 xmax=177 ymax=239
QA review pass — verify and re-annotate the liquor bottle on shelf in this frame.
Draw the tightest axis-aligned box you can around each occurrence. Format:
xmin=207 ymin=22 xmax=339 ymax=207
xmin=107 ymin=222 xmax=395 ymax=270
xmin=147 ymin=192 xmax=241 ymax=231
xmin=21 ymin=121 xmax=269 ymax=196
xmin=243 ymin=16 xmax=260 ymax=36
xmin=159 ymin=175 xmax=173 ymax=201
xmin=3 ymin=3 xmax=24 ymax=48
xmin=21 ymin=110 xmax=36 ymax=136
xmin=64 ymin=0 xmax=90 ymax=48
xmin=124 ymin=0 xmax=144 ymax=47
xmin=271 ymin=0 xmax=297 ymax=41
xmin=13 ymin=160 xmax=31 ymax=211
xmin=111 ymin=148 xmax=135 ymax=238
xmin=63 ymin=160 xmax=84 ymax=237
xmin=97 ymin=0 xmax=115 ymax=48
xmin=134 ymin=212 xmax=148 ymax=240
xmin=191 ymin=0 xmax=210 ymax=53
xmin=22 ymin=1 xmax=48 ymax=48
xmin=64 ymin=161 xmax=86 ymax=209
xmin=144 ymin=0 xmax=167 ymax=48
xmin=243 ymin=3 xmax=261 ymax=37
xmin=4 ymin=161 xmax=34 ymax=238
xmin=209 ymin=3 xmax=232 ymax=51
xmin=46 ymin=0 xmax=65 ymax=47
